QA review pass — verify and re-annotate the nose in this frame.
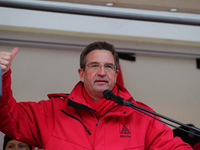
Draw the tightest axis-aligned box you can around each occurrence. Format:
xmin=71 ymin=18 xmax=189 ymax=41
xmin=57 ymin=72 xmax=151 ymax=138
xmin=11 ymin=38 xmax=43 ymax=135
xmin=97 ymin=65 xmax=107 ymax=76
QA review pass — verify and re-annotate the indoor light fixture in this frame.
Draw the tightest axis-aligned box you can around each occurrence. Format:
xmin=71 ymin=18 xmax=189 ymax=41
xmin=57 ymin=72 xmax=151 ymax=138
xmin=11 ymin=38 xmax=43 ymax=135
xmin=170 ymin=8 xmax=178 ymax=12
xmin=106 ymin=3 xmax=114 ymax=6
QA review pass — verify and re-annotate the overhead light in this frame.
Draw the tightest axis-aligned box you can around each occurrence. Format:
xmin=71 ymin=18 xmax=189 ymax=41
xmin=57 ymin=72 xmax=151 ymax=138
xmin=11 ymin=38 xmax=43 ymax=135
xmin=106 ymin=3 xmax=114 ymax=6
xmin=170 ymin=8 xmax=178 ymax=12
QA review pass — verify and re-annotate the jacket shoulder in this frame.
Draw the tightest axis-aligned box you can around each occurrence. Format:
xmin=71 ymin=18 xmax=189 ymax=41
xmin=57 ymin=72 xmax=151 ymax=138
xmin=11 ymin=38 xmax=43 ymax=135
xmin=46 ymin=93 xmax=69 ymax=111
xmin=135 ymin=100 xmax=155 ymax=112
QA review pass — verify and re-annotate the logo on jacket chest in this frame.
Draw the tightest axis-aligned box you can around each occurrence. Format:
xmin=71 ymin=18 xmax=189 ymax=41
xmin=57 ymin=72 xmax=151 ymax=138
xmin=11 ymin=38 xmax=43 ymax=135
xmin=119 ymin=123 xmax=131 ymax=138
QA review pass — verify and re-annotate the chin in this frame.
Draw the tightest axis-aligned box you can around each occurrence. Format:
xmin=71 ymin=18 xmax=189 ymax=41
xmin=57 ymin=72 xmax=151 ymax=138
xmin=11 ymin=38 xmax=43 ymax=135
xmin=95 ymin=86 xmax=109 ymax=93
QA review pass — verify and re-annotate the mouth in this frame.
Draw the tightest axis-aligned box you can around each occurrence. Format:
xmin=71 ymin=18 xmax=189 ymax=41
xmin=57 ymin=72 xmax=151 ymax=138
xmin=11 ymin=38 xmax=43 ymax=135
xmin=94 ymin=79 xmax=108 ymax=84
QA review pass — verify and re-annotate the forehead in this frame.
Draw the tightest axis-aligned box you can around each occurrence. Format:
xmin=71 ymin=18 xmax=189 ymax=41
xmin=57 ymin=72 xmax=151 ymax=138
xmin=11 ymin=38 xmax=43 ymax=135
xmin=7 ymin=140 xmax=21 ymax=144
xmin=86 ymin=49 xmax=115 ymax=63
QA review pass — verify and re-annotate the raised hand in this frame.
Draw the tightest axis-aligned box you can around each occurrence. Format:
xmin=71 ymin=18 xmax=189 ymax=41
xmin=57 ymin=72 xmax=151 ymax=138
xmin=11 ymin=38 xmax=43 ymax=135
xmin=0 ymin=48 xmax=19 ymax=75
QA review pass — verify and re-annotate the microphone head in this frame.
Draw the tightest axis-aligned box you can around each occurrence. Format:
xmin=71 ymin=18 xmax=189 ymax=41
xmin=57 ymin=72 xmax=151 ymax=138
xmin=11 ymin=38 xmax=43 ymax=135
xmin=103 ymin=89 xmax=111 ymax=99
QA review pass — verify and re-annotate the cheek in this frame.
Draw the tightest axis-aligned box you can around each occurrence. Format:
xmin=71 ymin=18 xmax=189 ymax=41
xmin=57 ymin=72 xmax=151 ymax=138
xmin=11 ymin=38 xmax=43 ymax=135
xmin=84 ymin=72 xmax=96 ymax=82
xmin=108 ymin=73 xmax=117 ymax=82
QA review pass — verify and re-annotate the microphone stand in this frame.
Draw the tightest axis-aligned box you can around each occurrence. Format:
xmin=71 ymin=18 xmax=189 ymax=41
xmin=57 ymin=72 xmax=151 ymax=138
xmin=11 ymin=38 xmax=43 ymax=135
xmin=123 ymin=100 xmax=200 ymax=138
xmin=103 ymin=89 xmax=200 ymax=138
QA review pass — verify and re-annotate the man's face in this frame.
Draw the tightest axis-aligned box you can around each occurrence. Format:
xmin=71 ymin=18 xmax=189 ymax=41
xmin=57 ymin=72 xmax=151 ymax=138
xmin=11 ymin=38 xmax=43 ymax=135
xmin=78 ymin=49 xmax=118 ymax=100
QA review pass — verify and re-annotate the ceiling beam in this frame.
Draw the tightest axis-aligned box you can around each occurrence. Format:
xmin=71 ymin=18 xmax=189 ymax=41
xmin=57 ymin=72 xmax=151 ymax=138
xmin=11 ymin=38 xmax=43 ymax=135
xmin=0 ymin=0 xmax=200 ymax=26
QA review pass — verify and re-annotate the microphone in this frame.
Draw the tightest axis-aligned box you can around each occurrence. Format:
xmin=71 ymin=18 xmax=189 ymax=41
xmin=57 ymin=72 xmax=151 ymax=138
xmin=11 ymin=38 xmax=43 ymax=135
xmin=103 ymin=89 xmax=125 ymax=105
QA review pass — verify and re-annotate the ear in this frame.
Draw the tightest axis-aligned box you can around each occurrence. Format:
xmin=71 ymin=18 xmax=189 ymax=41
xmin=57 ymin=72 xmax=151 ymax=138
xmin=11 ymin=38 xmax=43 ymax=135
xmin=117 ymin=69 xmax=120 ymax=76
xmin=78 ymin=68 xmax=84 ymax=82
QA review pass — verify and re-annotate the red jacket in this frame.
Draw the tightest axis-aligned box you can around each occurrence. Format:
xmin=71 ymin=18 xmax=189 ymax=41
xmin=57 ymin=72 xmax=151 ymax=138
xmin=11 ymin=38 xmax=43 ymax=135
xmin=0 ymin=70 xmax=192 ymax=150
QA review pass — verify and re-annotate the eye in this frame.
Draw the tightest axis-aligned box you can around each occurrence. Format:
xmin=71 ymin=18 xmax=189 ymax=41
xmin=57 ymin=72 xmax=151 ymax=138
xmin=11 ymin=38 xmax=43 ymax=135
xmin=91 ymin=64 xmax=99 ymax=68
xmin=8 ymin=145 xmax=14 ymax=148
xmin=19 ymin=144 xmax=26 ymax=148
xmin=7 ymin=143 xmax=15 ymax=149
xmin=105 ymin=64 xmax=114 ymax=69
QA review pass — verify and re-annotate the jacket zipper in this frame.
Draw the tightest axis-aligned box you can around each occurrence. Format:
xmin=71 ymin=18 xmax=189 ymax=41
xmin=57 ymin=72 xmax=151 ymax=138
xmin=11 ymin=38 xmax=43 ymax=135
xmin=60 ymin=109 xmax=91 ymax=135
xmin=102 ymin=105 xmax=119 ymax=118
xmin=103 ymin=97 xmax=133 ymax=117
xmin=94 ymin=105 xmax=120 ymax=127
xmin=93 ymin=113 xmax=100 ymax=126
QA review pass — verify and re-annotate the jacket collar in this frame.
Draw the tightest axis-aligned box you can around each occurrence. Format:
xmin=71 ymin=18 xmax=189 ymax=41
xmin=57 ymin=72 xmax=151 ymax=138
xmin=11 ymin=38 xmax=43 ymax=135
xmin=67 ymin=81 xmax=135 ymax=111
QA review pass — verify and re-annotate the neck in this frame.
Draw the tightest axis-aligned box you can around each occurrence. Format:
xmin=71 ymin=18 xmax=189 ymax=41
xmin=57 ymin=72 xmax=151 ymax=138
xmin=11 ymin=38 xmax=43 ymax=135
xmin=84 ymin=89 xmax=104 ymax=102
xmin=90 ymin=93 xmax=104 ymax=102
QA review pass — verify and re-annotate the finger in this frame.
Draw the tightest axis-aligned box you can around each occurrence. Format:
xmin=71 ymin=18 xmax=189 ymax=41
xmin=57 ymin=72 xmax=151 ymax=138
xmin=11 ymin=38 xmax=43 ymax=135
xmin=0 ymin=64 xmax=8 ymax=75
xmin=0 ymin=58 xmax=9 ymax=66
xmin=11 ymin=47 xmax=19 ymax=59
xmin=0 ymin=64 xmax=7 ymax=70
xmin=0 ymin=51 xmax=12 ymax=60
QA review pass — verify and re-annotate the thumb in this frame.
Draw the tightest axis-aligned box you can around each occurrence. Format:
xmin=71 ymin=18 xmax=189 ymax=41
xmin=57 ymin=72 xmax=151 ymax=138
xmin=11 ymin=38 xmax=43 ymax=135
xmin=11 ymin=47 xmax=19 ymax=59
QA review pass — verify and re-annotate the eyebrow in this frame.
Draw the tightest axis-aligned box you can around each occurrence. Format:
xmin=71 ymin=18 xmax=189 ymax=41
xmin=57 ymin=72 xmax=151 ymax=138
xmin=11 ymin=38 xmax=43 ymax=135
xmin=89 ymin=62 xmax=99 ymax=64
xmin=89 ymin=62 xmax=114 ymax=65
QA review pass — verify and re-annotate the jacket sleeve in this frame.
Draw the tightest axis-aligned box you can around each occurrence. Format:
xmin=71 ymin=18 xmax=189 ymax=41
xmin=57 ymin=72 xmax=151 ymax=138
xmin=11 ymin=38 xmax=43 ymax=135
xmin=0 ymin=70 xmax=54 ymax=148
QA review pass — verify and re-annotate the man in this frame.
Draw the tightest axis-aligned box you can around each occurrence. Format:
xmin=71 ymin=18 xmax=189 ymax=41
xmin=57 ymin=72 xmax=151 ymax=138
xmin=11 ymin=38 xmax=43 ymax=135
xmin=0 ymin=41 xmax=192 ymax=149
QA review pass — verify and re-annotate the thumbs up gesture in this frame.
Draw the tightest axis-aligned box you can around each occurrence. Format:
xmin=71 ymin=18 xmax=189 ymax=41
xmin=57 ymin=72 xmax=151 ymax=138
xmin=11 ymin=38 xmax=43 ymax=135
xmin=0 ymin=48 xmax=19 ymax=75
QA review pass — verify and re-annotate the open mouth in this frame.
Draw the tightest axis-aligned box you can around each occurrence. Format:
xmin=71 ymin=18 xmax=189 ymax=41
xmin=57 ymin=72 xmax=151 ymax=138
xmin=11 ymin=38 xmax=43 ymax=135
xmin=95 ymin=80 xmax=108 ymax=83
